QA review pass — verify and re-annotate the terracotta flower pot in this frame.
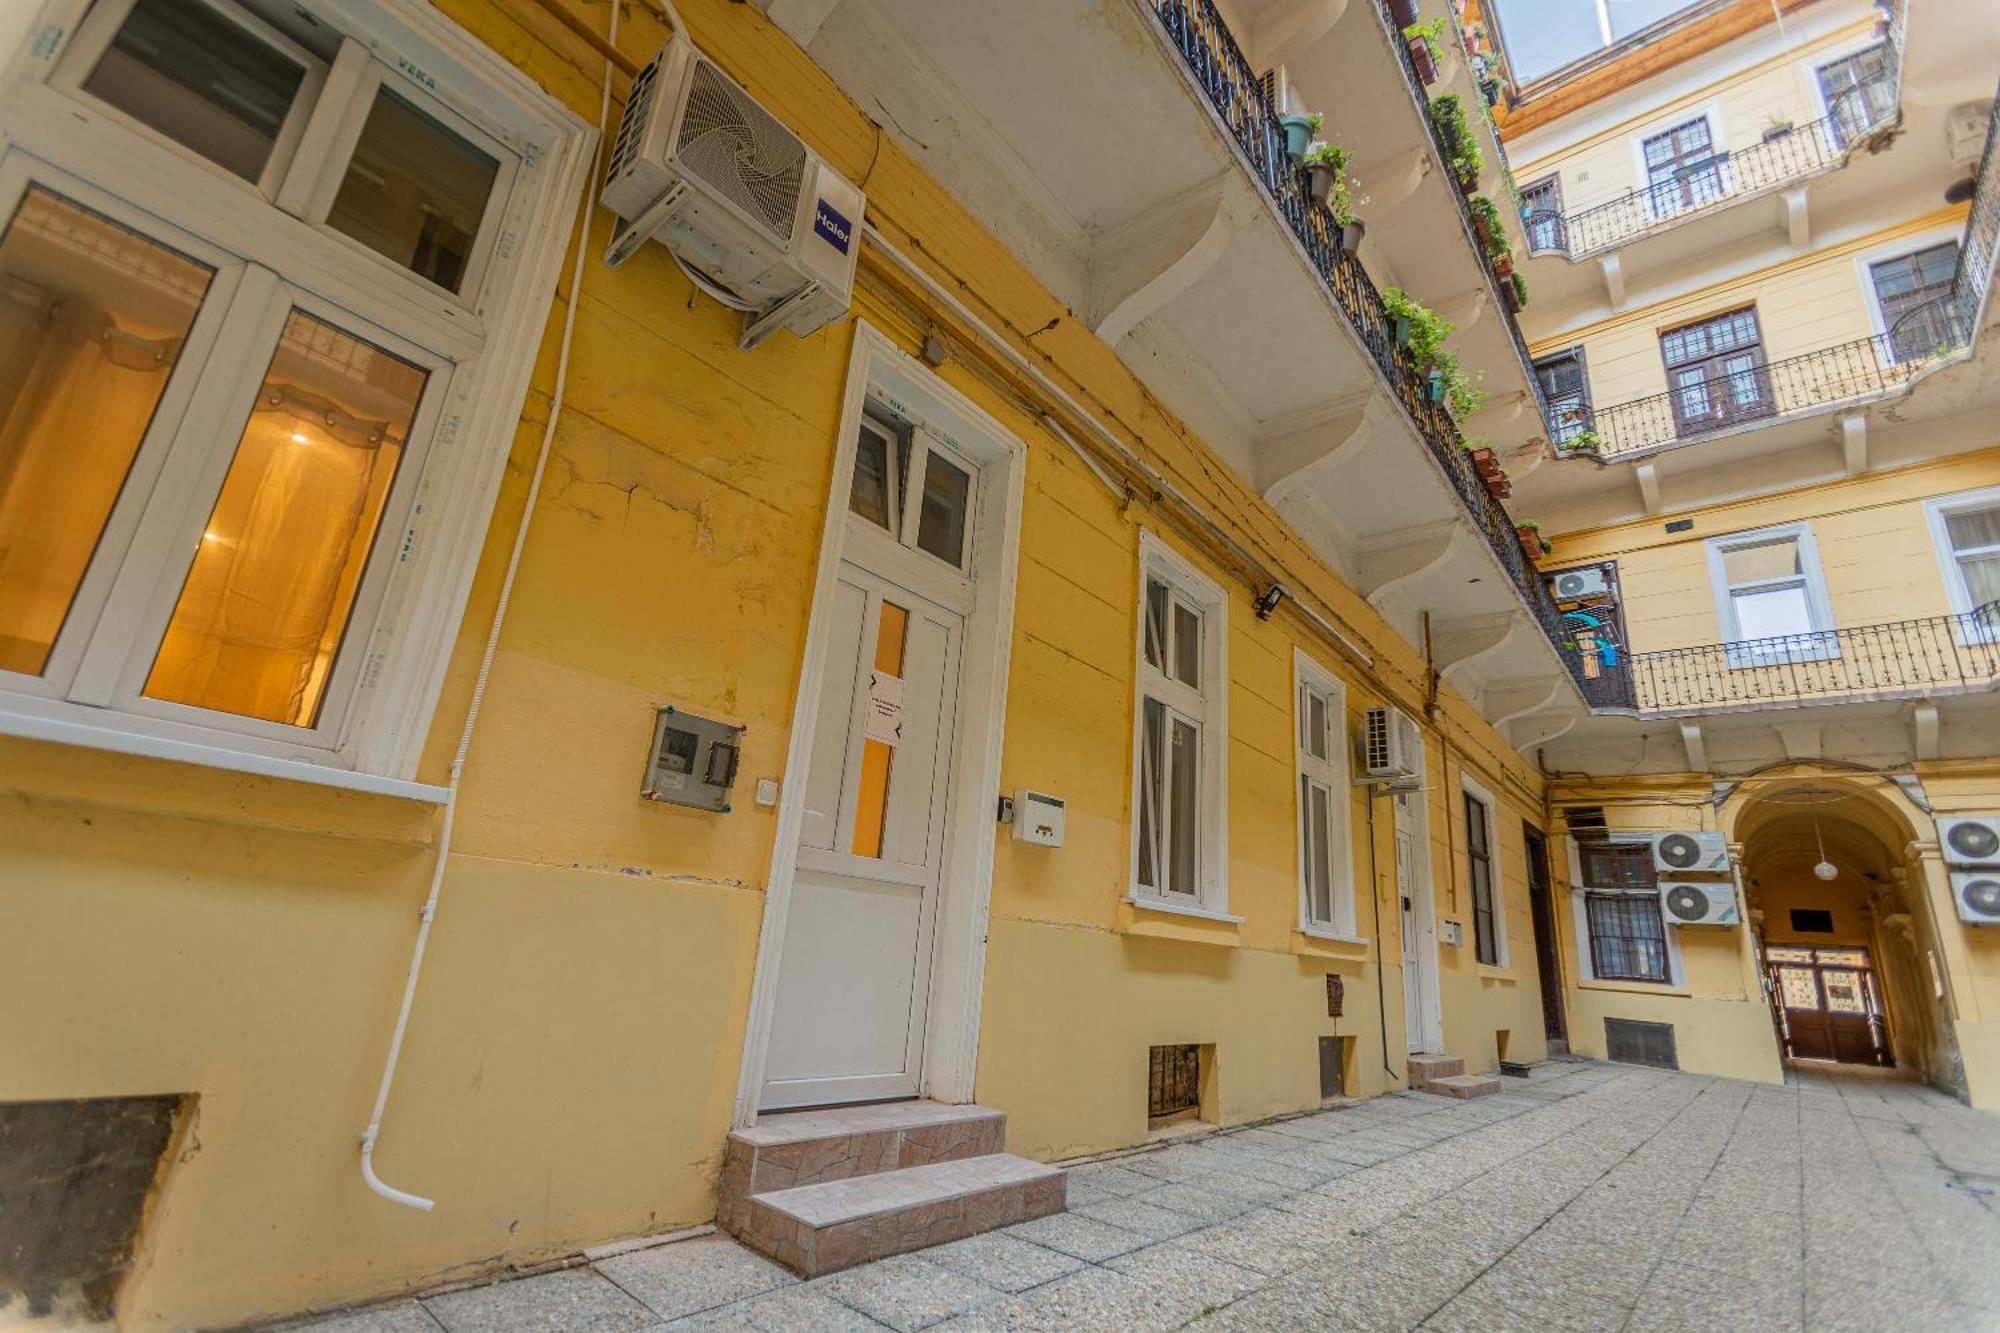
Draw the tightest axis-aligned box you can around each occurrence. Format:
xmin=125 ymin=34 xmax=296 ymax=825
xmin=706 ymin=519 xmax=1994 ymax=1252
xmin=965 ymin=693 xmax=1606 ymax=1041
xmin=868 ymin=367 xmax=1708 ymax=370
xmin=1517 ymin=526 xmax=1548 ymax=560
xmin=1407 ymin=36 xmax=1438 ymax=85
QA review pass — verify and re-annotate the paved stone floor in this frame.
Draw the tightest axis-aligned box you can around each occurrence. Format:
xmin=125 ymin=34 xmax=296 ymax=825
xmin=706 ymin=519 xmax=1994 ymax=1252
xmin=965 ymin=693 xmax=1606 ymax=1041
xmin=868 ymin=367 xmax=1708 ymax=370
xmin=277 ymin=1060 xmax=2000 ymax=1332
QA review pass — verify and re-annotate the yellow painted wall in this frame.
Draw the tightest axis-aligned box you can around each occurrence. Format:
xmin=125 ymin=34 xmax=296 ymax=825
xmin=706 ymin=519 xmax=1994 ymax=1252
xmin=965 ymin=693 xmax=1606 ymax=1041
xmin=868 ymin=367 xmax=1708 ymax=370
xmin=1511 ymin=16 xmax=1879 ymax=216
xmin=0 ymin=0 xmax=1561 ymax=1327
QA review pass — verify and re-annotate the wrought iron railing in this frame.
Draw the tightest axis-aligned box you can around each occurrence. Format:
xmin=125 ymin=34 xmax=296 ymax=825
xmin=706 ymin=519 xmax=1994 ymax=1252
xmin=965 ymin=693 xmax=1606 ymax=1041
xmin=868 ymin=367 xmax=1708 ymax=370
xmin=1143 ymin=0 xmax=1587 ymax=691
xmin=1945 ymin=77 xmax=2000 ymax=345
xmin=1525 ymin=81 xmax=1898 ymax=260
xmin=1597 ymin=604 xmax=2000 ymax=716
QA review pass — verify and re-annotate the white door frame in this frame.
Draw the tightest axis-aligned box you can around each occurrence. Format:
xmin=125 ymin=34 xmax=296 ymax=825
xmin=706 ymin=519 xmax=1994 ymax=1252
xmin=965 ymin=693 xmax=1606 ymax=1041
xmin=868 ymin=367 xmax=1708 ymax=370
xmin=731 ymin=321 xmax=1026 ymax=1127
xmin=1395 ymin=789 xmax=1444 ymax=1054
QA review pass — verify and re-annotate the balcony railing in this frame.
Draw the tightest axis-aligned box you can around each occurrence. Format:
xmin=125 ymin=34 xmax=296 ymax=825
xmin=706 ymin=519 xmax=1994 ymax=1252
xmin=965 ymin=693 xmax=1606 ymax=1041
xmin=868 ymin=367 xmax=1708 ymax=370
xmin=1589 ymin=604 xmax=2000 ymax=716
xmin=1144 ymin=0 xmax=1588 ymax=692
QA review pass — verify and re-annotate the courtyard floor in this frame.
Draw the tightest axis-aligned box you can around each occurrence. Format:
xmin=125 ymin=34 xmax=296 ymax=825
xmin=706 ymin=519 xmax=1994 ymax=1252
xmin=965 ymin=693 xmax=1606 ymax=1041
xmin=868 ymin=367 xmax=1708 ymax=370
xmin=274 ymin=1060 xmax=2000 ymax=1332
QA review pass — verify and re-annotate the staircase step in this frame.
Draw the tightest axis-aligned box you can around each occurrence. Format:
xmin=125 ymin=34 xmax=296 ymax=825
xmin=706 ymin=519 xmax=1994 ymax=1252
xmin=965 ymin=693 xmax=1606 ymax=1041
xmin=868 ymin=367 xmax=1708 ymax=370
xmin=720 ymin=1101 xmax=1006 ymax=1221
xmin=726 ymin=1153 xmax=1066 ymax=1276
xmin=1427 ymin=1073 xmax=1503 ymax=1100
xmin=1406 ymin=1052 xmax=1465 ymax=1084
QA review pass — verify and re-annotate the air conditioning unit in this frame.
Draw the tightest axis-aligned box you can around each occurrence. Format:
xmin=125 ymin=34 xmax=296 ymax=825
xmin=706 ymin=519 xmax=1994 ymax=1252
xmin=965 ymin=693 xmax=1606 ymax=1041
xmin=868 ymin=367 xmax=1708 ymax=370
xmin=1551 ymin=567 xmax=1609 ymax=600
xmin=1938 ymin=815 xmax=2000 ymax=866
xmin=1359 ymin=705 xmax=1423 ymax=783
xmin=600 ymin=38 xmax=864 ymax=349
xmin=1651 ymin=830 xmax=1729 ymax=876
xmin=1660 ymin=880 xmax=1739 ymax=927
xmin=1950 ymin=871 xmax=2000 ymax=924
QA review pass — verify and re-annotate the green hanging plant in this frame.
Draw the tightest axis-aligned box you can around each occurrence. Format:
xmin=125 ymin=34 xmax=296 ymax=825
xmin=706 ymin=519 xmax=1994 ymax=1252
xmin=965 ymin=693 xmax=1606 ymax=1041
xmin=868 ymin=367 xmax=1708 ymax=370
xmin=1428 ymin=94 xmax=1485 ymax=185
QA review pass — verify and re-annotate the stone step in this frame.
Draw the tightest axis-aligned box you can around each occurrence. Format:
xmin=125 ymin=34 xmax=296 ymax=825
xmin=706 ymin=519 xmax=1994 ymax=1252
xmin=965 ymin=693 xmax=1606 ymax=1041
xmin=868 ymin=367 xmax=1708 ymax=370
xmin=720 ymin=1101 xmax=1007 ymax=1213
xmin=725 ymin=1153 xmax=1066 ymax=1276
xmin=1406 ymin=1052 xmax=1465 ymax=1085
xmin=1426 ymin=1073 xmax=1503 ymax=1100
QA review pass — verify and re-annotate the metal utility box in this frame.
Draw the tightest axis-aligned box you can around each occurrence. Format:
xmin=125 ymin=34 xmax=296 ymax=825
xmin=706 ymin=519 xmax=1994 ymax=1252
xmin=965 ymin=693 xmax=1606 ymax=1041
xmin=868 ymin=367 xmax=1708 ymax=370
xmin=641 ymin=706 xmax=743 ymax=812
xmin=1011 ymin=789 xmax=1065 ymax=846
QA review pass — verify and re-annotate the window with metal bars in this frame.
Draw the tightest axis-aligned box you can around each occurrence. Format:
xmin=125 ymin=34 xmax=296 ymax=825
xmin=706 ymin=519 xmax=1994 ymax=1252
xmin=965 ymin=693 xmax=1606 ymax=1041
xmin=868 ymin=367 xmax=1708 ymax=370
xmin=1147 ymin=1044 xmax=1202 ymax=1121
xmin=1580 ymin=842 xmax=1655 ymax=890
xmin=1534 ymin=348 xmax=1590 ymax=442
xmin=1586 ymin=892 xmax=1670 ymax=982
xmin=1521 ymin=175 xmax=1565 ymax=253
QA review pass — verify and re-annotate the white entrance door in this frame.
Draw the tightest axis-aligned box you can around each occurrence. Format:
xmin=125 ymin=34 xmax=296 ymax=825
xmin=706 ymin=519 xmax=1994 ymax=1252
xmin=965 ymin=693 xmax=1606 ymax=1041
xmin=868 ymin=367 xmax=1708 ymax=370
xmin=1394 ymin=791 xmax=1437 ymax=1053
xmin=761 ymin=560 xmax=964 ymax=1109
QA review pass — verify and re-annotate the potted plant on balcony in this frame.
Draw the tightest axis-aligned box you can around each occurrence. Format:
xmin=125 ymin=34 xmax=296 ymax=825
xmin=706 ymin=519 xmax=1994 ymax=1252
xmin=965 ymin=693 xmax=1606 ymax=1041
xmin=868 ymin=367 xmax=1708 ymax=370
xmin=1506 ymin=270 xmax=1528 ymax=312
xmin=1280 ymin=110 xmax=1322 ymax=164
xmin=1763 ymin=114 xmax=1796 ymax=143
xmin=1516 ymin=519 xmax=1550 ymax=561
xmin=1565 ymin=428 xmax=1602 ymax=456
xmin=1302 ymin=141 xmax=1357 ymax=213
xmin=1403 ymin=18 xmax=1446 ymax=85
xmin=1429 ymin=94 xmax=1485 ymax=192
xmin=1469 ymin=193 xmax=1501 ymax=250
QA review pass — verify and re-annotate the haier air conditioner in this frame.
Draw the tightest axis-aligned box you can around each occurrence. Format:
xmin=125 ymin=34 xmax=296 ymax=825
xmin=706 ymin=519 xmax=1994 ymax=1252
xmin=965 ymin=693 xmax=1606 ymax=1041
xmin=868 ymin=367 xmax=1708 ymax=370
xmin=600 ymin=38 xmax=864 ymax=349
xmin=1359 ymin=705 xmax=1423 ymax=784
xmin=1551 ymin=567 xmax=1610 ymax=600
xmin=1937 ymin=815 xmax=2000 ymax=867
xmin=1950 ymin=871 xmax=2000 ymax=924
xmin=1651 ymin=830 xmax=1729 ymax=876
xmin=1660 ymin=881 xmax=1740 ymax=927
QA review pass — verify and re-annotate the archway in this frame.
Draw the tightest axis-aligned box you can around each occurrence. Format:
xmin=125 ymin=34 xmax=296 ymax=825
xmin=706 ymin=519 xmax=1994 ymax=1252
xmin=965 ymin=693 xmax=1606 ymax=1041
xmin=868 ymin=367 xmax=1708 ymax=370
xmin=1725 ymin=772 xmax=1958 ymax=1090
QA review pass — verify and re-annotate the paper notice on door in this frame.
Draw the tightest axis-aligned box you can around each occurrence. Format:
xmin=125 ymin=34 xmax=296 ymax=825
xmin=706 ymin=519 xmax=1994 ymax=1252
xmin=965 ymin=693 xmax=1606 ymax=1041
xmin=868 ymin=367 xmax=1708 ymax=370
xmin=865 ymin=669 xmax=905 ymax=745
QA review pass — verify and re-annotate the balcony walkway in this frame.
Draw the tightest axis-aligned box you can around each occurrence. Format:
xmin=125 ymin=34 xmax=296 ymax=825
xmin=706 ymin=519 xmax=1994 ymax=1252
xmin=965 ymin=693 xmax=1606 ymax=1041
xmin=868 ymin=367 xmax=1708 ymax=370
xmin=265 ymin=1059 xmax=1998 ymax=1331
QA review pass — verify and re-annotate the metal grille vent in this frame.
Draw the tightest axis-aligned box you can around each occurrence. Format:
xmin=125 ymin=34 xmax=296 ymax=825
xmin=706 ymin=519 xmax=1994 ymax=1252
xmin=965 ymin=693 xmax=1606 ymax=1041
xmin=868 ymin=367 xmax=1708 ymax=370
xmin=605 ymin=53 xmax=660 ymax=187
xmin=1604 ymin=1017 xmax=1679 ymax=1069
xmin=1364 ymin=708 xmax=1390 ymax=774
xmin=674 ymin=59 xmax=807 ymax=243
xmin=1564 ymin=805 xmax=1610 ymax=842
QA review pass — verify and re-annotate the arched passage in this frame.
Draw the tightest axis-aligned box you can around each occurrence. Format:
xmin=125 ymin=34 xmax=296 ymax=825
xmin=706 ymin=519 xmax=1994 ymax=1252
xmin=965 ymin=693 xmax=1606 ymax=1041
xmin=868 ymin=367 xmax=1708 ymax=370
xmin=1724 ymin=772 xmax=1960 ymax=1091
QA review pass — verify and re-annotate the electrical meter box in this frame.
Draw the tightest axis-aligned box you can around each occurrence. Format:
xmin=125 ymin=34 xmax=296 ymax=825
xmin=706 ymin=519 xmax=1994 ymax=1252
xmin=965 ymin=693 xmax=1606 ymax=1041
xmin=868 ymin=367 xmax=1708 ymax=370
xmin=641 ymin=706 xmax=743 ymax=812
xmin=1011 ymin=790 xmax=1065 ymax=846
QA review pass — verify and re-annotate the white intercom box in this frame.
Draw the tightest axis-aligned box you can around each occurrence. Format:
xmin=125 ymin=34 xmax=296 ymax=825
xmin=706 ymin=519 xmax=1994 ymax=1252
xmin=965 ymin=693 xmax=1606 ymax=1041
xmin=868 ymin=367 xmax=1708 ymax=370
xmin=1011 ymin=790 xmax=1065 ymax=846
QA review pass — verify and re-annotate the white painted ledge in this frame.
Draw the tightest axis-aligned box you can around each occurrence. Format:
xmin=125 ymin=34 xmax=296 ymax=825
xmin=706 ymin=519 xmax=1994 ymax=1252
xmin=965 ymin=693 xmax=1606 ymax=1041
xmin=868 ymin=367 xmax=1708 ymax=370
xmin=1123 ymin=894 xmax=1245 ymax=925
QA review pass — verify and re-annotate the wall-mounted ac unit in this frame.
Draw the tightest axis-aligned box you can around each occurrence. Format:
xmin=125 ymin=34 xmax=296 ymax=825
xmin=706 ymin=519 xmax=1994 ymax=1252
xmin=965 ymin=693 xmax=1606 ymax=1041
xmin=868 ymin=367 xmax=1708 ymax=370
xmin=1359 ymin=705 xmax=1422 ymax=783
xmin=1651 ymin=830 xmax=1728 ymax=876
xmin=601 ymin=38 xmax=864 ymax=349
xmin=1551 ymin=567 xmax=1609 ymax=600
xmin=1938 ymin=815 xmax=2000 ymax=867
xmin=1661 ymin=880 xmax=1739 ymax=926
xmin=1950 ymin=871 xmax=2000 ymax=924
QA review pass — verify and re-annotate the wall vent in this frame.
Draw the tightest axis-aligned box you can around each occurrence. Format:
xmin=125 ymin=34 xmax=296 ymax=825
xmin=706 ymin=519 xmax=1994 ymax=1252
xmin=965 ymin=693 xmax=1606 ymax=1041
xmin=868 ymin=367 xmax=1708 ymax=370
xmin=1603 ymin=1018 xmax=1679 ymax=1070
xmin=1148 ymin=1044 xmax=1203 ymax=1125
xmin=1789 ymin=908 xmax=1834 ymax=934
xmin=1564 ymin=805 xmax=1610 ymax=842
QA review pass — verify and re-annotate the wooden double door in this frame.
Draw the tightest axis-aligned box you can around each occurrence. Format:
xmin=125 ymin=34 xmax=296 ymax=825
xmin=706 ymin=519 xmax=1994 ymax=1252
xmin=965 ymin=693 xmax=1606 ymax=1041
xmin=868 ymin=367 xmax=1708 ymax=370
xmin=1766 ymin=944 xmax=1892 ymax=1067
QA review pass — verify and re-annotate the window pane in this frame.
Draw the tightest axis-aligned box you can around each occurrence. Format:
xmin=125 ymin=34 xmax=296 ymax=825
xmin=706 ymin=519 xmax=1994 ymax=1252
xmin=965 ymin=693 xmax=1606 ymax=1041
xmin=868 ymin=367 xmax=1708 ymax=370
xmin=83 ymin=0 xmax=306 ymax=184
xmin=1138 ymin=697 xmax=1164 ymax=888
xmin=1172 ymin=601 xmax=1200 ymax=688
xmin=1946 ymin=506 xmax=2000 ymax=553
xmin=1776 ymin=966 xmax=1819 ymax=1010
xmin=1732 ymin=584 xmax=1814 ymax=640
xmin=145 ymin=310 xmax=427 ymax=725
xmin=1306 ymin=687 xmax=1328 ymax=760
xmin=327 ymin=88 xmax=499 ymax=293
xmin=1721 ymin=537 xmax=1801 ymax=585
xmin=1960 ymin=552 xmax=2000 ymax=607
xmin=1144 ymin=578 xmax=1167 ymax=671
xmin=1821 ymin=971 xmax=1866 ymax=1014
xmin=1465 ymin=796 xmax=1489 ymax=853
xmin=1168 ymin=716 xmax=1199 ymax=896
xmin=915 ymin=448 xmax=971 ymax=567
xmin=1308 ymin=781 xmax=1333 ymax=924
xmin=0 ymin=187 xmax=213 ymax=677
xmin=849 ymin=420 xmax=892 ymax=528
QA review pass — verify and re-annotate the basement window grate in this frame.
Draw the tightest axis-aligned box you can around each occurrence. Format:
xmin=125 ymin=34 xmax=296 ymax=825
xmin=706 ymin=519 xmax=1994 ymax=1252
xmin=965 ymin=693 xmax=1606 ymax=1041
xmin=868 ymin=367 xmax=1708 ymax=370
xmin=1318 ymin=1036 xmax=1348 ymax=1099
xmin=1604 ymin=1017 xmax=1679 ymax=1070
xmin=1148 ymin=1044 xmax=1202 ymax=1122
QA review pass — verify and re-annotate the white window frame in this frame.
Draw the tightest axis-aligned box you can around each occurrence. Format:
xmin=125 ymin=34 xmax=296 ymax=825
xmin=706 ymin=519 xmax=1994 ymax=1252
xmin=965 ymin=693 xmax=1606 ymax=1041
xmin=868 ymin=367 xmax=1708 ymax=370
xmin=1293 ymin=649 xmax=1355 ymax=940
xmin=1924 ymin=485 xmax=2000 ymax=644
xmin=1629 ymin=101 xmax=1731 ymax=225
xmin=0 ymin=0 xmax=592 ymax=798
xmin=1705 ymin=521 xmax=1838 ymax=669
xmin=1565 ymin=838 xmax=1684 ymax=986
xmin=1460 ymin=773 xmax=1507 ymax=968
xmin=1128 ymin=528 xmax=1230 ymax=919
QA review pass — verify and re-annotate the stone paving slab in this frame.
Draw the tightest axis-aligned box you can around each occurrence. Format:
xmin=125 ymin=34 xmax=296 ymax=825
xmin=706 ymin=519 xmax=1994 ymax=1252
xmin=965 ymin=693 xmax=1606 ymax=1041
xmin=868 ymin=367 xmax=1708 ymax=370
xmin=268 ymin=1061 xmax=1999 ymax=1332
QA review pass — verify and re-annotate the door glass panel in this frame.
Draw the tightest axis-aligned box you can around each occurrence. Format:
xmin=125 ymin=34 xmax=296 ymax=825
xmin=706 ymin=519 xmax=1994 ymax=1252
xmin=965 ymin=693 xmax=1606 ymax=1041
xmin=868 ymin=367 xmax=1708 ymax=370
xmin=327 ymin=88 xmax=500 ymax=293
xmin=1777 ymin=965 xmax=1820 ymax=1010
xmin=1168 ymin=715 xmax=1199 ymax=895
xmin=1676 ymin=368 xmax=1710 ymax=418
xmin=915 ymin=448 xmax=971 ymax=567
xmin=1138 ymin=696 xmax=1164 ymax=888
xmin=1172 ymin=601 xmax=1201 ymax=687
xmin=145 ymin=309 xmax=426 ymax=724
xmin=1815 ymin=947 xmax=1868 ymax=968
xmin=1766 ymin=945 xmax=1814 ymax=963
xmin=83 ymin=0 xmax=307 ymax=184
xmin=1821 ymin=971 xmax=1866 ymax=1013
xmin=849 ymin=600 xmax=907 ymax=859
xmin=0 ymin=187 xmax=213 ymax=677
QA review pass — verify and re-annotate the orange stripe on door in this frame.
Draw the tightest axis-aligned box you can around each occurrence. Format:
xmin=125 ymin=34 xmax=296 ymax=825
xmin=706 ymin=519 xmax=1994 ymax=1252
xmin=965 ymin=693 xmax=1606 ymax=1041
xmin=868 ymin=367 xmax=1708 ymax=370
xmin=851 ymin=600 xmax=908 ymax=858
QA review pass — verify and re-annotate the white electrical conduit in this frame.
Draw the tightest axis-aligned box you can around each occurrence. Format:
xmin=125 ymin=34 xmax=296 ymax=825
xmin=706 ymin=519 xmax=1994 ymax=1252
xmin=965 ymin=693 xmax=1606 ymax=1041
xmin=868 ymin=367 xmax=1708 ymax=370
xmin=359 ymin=2 xmax=622 ymax=1213
xmin=862 ymin=223 xmax=1375 ymax=671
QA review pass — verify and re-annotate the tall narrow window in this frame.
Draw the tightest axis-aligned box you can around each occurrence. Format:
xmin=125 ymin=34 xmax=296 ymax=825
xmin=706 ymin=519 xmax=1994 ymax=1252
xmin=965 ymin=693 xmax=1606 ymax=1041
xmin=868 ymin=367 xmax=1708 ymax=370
xmin=1586 ymin=893 xmax=1669 ymax=981
xmin=1871 ymin=242 xmax=1959 ymax=363
xmin=1642 ymin=117 xmax=1725 ymax=218
xmin=1521 ymin=176 xmax=1565 ymax=254
xmin=1660 ymin=307 xmax=1769 ymax=437
xmin=1465 ymin=789 xmax=1499 ymax=966
xmin=1818 ymin=45 xmax=1893 ymax=148
xmin=1533 ymin=348 xmax=1590 ymax=444
xmin=1133 ymin=533 xmax=1227 ymax=912
xmin=1295 ymin=655 xmax=1352 ymax=936
xmin=1707 ymin=523 xmax=1837 ymax=666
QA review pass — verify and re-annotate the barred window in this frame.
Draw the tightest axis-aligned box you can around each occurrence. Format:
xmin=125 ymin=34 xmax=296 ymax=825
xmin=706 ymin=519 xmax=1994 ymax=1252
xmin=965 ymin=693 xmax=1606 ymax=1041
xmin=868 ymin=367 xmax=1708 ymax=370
xmin=1586 ymin=892 xmax=1669 ymax=982
xmin=1580 ymin=842 xmax=1654 ymax=889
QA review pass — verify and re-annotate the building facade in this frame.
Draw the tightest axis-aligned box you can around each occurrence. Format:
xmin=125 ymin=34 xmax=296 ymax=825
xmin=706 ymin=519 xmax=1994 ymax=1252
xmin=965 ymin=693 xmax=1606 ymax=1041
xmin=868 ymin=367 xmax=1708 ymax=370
xmin=0 ymin=0 xmax=1992 ymax=1325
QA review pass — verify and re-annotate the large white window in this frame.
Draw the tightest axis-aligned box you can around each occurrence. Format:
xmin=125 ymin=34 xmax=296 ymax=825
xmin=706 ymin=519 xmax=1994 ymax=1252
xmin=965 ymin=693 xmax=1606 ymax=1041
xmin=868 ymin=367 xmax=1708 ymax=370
xmin=1705 ymin=523 xmax=1837 ymax=667
xmin=0 ymin=0 xmax=589 ymax=791
xmin=1130 ymin=530 xmax=1228 ymax=917
xmin=1294 ymin=651 xmax=1354 ymax=939
xmin=1924 ymin=487 xmax=2000 ymax=641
